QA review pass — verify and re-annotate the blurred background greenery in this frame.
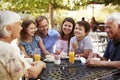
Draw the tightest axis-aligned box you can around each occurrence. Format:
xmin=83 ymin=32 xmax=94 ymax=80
xmin=0 ymin=0 xmax=120 ymax=28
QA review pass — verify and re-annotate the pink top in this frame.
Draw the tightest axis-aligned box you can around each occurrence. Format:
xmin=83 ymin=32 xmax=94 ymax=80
xmin=55 ymin=39 xmax=68 ymax=53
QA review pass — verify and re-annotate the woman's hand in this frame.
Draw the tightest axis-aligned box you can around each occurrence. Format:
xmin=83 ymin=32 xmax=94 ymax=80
xmin=38 ymin=61 xmax=46 ymax=68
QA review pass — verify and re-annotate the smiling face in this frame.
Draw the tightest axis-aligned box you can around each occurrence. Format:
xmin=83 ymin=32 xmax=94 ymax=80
xmin=74 ymin=24 xmax=86 ymax=39
xmin=10 ymin=22 xmax=22 ymax=39
xmin=104 ymin=12 xmax=120 ymax=40
xmin=62 ymin=21 xmax=73 ymax=35
xmin=37 ymin=19 xmax=49 ymax=37
xmin=26 ymin=23 xmax=36 ymax=36
xmin=105 ymin=21 xmax=119 ymax=40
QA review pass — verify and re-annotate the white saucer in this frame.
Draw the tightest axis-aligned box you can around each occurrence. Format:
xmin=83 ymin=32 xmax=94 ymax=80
xmin=43 ymin=58 xmax=54 ymax=62
xmin=60 ymin=56 xmax=69 ymax=59
xmin=25 ymin=58 xmax=33 ymax=63
xmin=74 ymin=57 xmax=80 ymax=60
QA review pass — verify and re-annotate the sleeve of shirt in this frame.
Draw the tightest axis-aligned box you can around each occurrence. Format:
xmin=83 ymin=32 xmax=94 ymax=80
xmin=19 ymin=55 xmax=32 ymax=69
xmin=35 ymin=35 xmax=41 ymax=42
xmin=83 ymin=37 xmax=93 ymax=51
xmin=103 ymin=40 xmax=110 ymax=59
xmin=50 ymin=30 xmax=59 ymax=43
xmin=7 ymin=47 xmax=28 ymax=79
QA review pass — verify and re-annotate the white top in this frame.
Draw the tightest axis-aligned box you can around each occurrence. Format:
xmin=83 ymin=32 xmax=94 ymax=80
xmin=0 ymin=41 xmax=31 ymax=80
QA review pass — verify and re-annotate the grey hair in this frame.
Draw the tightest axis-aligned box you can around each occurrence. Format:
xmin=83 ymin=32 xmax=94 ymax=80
xmin=0 ymin=11 xmax=21 ymax=37
xmin=105 ymin=12 xmax=120 ymax=27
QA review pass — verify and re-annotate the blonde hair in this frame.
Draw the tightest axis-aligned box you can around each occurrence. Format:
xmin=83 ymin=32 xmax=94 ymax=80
xmin=0 ymin=10 xmax=21 ymax=37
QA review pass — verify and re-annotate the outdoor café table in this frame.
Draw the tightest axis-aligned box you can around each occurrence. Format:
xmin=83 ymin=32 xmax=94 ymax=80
xmin=28 ymin=59 xmax=120 ymax=80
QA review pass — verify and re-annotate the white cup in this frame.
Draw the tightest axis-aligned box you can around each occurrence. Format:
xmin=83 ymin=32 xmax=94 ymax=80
xmin=25 ymin=58 xmax=33 ymax=63
xmin=46 ymin=55 xmax=54 ymax=61
xmin=60 ymin=52 xmax=67 ymax=58
xmin=54 ymin=54 xmax=61 ymax=65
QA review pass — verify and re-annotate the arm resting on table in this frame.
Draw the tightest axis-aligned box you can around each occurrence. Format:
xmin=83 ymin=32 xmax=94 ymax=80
xmin=99 ymin=61 xmax=120 ymax=69
xmin=27 ymin=61 xmax=46 ymax=78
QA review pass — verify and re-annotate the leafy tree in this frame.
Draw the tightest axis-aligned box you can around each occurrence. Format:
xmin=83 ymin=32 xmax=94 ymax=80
xmin=0 ymin=0 xmax=120 ymax=13
xmin=0 ymin=0 xmax=120 ymax=27
xmin=103 ymin=0 xmax=120 ymax=6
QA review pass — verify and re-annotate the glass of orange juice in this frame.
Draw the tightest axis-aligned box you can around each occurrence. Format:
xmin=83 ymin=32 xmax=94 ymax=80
xmin=34 ymin=48 xmax=41 ymax=61
xmin=69 ymin=51 xmax=75 ymax=63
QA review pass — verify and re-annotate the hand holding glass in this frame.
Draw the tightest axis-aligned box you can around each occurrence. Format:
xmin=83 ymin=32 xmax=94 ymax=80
xmin=72 ymin=42 xmax=78 ymax=50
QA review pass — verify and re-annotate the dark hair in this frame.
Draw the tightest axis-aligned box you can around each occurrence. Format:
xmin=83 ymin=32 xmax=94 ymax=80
xmin=60 ymin=17 xmax=75 ymax=52
xmin=60 ymin=17 xmax=75 ymax=38
xmin=20 ymin=20 xmax=35 ymax=40
xmin=76 ymin=21 xmax=90 ymax=33
xmin=82 ymin=17 xmax=85 ymax=21
xmin=35 ymin=16 xmax=49 ymax=27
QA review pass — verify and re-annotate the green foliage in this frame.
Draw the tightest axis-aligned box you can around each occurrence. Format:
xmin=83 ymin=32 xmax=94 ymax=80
xmin=94 ymin=4 xmax=120 ymax=23
xmin=0 ymin=0 xmax=120 ymax=14
xmin=103 ymin=0 xmax=120 ymax=6
xmin=0 ymin=0 xmax=51 ymax=13
xmin=0 ymin=0 xmax=120 ymax=27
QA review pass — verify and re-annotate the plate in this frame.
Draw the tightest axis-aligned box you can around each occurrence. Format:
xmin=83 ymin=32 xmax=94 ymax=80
xmin=74 ymin=57 xmax=80 ymax=61
xmin=60 ymin=56 xmax=69 ymax=59
xmin=25 ymin=58 xmax=33 ymax=63
xmin=43 ymin=59 xmax=54 ymax=62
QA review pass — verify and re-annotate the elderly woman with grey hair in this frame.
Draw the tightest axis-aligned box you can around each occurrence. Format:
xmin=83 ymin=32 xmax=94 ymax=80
xmin=0 ymin=11 xmax=46 ymax=80
xmin=86 ymin=12 xmax=120 ymax=69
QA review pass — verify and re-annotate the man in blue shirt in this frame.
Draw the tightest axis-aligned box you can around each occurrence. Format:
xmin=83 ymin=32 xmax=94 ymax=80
xmin=104 ymin=39 xmax=120 ymax=61
xmin=86 ymin=12 xmax=120 ymax=68
xmin=36 ymin=16 xmax=59 ymax=55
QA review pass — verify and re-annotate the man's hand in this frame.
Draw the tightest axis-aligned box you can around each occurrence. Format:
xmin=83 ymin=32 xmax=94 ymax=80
xmin=86 ymin=58 xmax=101 ymax=67
xmin=88 ymin=53 xmax=101 ymax=59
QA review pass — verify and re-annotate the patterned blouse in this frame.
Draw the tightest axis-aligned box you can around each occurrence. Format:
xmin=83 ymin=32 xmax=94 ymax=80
xmin=0 ymin=41 xmax=31 ymax=80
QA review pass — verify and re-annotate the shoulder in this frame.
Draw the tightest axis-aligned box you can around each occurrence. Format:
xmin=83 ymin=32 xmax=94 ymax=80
xmin=82 ymin=36 xmax=93 ymax=44
xmin=71 ymin=36 xmax=76 ymax=40
xmin=0 ymin=41 xmax=20 ymax=56
xmin=34 ymin=35 xmax=41 ymax=40
xmin=107 ymin=39 xmax=113 ymax=45
xmin=48 ymin=30 xmax=59 ymax=36
xmin=0 ymin=41 xmax=18 ymax=50
xmin=108 ymin=39 xmax=113 ymax=43
xmin=83 ymin=36 xmax=91 ymax=40
xmin=70 ymin=36 xmax=77 ymax=42
xmin=19 ymin=41 xmax=27 ymax=46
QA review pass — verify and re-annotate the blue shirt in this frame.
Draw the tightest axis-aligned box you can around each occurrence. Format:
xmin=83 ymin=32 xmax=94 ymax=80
xmin=103 ymin=39 xmax=120 ymax=61
xmin=19 ymin=35 xmax=41 ymax=55
xmin=41 ymin=30 xmax=59 ymax=53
